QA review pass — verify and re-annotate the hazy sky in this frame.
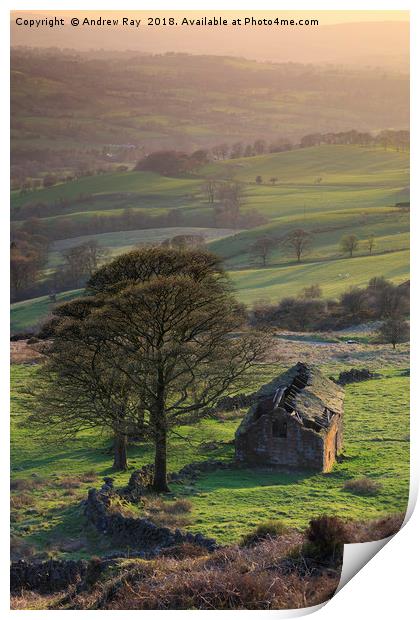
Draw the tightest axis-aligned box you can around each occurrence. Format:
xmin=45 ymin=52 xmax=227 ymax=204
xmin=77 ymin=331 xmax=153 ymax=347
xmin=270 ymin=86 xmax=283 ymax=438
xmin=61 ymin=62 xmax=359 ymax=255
xmin=11 ymin=11 xmax=409 ymax=68
xmin=12 ymin=10 xmax=409 ymax=24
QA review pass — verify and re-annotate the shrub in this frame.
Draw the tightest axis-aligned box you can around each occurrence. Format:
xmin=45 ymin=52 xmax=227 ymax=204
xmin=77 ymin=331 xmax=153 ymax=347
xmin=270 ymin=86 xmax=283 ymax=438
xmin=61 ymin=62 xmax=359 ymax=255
xmin=241 ymin=520 xmax=288 ymax=547
xmin=343 ymin=477 xmax=382 ymax=496
xmin=305 ymin=515 xmax=349 ymax=561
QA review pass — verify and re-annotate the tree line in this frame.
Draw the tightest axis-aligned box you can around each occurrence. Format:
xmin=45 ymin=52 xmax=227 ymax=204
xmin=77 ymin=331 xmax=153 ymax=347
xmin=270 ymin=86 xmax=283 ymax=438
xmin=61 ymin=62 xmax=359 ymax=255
xmin=251 ymin=277 xmax=409 ymax=346
xmin=249 ymin=231 xmax=377 ymax=267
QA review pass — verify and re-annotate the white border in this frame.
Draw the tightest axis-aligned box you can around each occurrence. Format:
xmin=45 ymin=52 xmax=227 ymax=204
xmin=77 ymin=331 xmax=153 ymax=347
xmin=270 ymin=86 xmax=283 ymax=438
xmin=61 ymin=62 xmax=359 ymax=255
xmin=2 ymin=2 xmax=417 ymax=618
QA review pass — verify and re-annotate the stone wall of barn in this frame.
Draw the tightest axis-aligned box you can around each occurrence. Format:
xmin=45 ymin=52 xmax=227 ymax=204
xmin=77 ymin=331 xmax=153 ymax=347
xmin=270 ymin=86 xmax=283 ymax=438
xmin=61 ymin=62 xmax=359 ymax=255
xmin=236 ymin=410 xmax=325 ymax=470
xmin=322 ymin=415 xmax=343 ymax=472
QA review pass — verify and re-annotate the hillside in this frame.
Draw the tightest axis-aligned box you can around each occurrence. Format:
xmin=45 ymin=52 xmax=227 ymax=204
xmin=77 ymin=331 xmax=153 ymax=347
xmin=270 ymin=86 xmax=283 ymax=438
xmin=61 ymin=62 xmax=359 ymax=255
xmin=11 ymin=48 xmax=409 ymax=178
xmin=11 ymin=359 xmax=409 ymax=552
xmin=11 ymin=144 xmax=409 ymax=329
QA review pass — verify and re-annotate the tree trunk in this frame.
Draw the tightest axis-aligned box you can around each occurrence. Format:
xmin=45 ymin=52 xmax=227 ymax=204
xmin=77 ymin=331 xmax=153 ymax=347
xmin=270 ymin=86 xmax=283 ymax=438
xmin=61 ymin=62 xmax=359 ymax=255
xmin=152 ymin=366 xmax=170 ymax=493
xmin=113 ymin=432 xmax=128 ymax=471
xmin=153 ymin=427 xmax=169 ymax=492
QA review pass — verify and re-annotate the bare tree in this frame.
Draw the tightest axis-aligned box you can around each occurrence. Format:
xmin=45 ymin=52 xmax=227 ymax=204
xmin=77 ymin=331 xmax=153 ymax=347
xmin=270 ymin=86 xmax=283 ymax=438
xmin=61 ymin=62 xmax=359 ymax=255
xmin=340 ymin=235 xmax=359 ymax=258
xmin=378 ymin=317 xmax=409 ymax=349
xmin=203 ymin=178 xmax=217 ymax=204
xmin=250 ymin=236 xmax=279 ymax=267
xmin=10 ymin=251 xmax=37 ymax=296
xmin=61 ymin=241 xmax=109 ymax=285
xmin=283 ymin=229 xmax=312 ymax=263
xmin=301 ymin=284 xmax=322 ymax=299
xmin=367 ymin=234 xmax=376 ymax=255
xmin=214 ymin=182 xmax=245 ymax=229
xmin=269 ymin=177 xmax=278 ymax=185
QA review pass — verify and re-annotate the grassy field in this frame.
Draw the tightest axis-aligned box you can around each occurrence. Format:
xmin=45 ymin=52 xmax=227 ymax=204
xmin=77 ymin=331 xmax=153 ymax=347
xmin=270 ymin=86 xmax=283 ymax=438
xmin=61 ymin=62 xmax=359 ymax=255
xmin=231 ymin=249 xmax=409 ymax=305
xmin=10 ymin=290 xmax=83 ymax=333
xmin=11 ymin=171 xmax=200 ymax=211
xmin=11 ymin=355 xmax=409 ymax=556
xmin=11 ymin=145 xmax=410 ymax=330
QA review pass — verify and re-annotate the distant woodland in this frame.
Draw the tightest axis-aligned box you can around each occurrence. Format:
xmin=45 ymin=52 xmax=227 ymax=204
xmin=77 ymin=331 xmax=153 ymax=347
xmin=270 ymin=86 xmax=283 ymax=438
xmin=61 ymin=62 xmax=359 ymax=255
xmin=11 ymin=48 xmax=409 ymax=178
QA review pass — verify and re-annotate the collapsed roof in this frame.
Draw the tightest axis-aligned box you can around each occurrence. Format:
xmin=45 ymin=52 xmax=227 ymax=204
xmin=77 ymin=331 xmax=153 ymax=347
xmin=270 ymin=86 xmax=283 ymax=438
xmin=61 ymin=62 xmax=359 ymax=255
xmin=236 ymin=362 xmax=344 ymax=436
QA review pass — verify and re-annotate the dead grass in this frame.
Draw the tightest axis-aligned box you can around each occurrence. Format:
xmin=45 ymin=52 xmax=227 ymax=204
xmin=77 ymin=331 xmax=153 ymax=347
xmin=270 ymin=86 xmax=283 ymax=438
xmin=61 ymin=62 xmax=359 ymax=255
xmin=270 ymin=333 xmax=409 ymax=370
xmin=58 ymin=476 xmax=82 ymax=489
xmin=79 ymin=470 xmax=99 ymax=483
xmin=343 ymin=477 xmax=383 ymax=496
xmin=10 ymin=591 xmax=62 ymax=610
xmin=10 ymin=340 xmax=43 ymax=365
xmin=11 ymin=476 xmax=47 ymax=491
xmin=13 ymin=515 xmax=401 ymax=609
xmin=54 ymin=532 xmax=338 ymax=610
xmin=160 ymin=542 xmax=210 ymax=560
xmin=347 ymin=513 xmax=404 ymax=542
xmin=10 ymin=535 xmax=38 ymax=561
xmin=10 ymin=493 xmax=36 ymax=510
xmin=141 ymin=497 xmax=193 ymax=528
xmin=58 ymin=471 xmax=98 ymax=489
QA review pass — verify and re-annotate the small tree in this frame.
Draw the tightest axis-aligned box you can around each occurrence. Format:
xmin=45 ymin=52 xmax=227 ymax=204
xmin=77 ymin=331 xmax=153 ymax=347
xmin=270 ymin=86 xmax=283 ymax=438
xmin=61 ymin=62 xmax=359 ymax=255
xmin=61 ymin=241 xmax=108 ymax=286
xmin=340 ymin=234 xmax=359 ymax=258
xmin=214 ymin=182 xmax=244 ymax=229
xmin=367 ymin=234 xmax=376 ymax=255
xmin=255 ymin=175 xmax=263 ymax=185
xmin=378 ymin=317 xmax=409 ymax=349
xmin=340 ymin=287 xmax=367 ymax=320
xmin=269 ymin=177 xmax=278 ymax=185
xmin=22 ymin=296 xmax=141 ymax=471
xmin=250 ymin=236 xmax=278 ymax=267
xmin=301 ymin=284 xmax=322 ymax=299
xmin=284 ymin=229 xmax=312 ymax=263
xmin=203 ymin=178 xmax=217 ymax=204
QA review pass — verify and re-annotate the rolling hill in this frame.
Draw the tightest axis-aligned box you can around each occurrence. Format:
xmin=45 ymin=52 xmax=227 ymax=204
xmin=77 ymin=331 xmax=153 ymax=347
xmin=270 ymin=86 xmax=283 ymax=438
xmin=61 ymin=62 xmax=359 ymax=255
xmin=11 ymin=48 xmax=409 ymax=177
xmin=11 ymin=144 xmax=409 ymax=330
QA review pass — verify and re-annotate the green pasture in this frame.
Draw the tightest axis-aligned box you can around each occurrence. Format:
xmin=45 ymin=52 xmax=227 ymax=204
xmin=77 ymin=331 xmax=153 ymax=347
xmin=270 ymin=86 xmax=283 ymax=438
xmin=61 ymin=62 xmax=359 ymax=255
xmin=231 ymin=249 xmax=409 ymax=305
xmin=10 ymin=363 xmax=409 ymax=554
xmin=10 ymin=290 xmax=83 ymax=333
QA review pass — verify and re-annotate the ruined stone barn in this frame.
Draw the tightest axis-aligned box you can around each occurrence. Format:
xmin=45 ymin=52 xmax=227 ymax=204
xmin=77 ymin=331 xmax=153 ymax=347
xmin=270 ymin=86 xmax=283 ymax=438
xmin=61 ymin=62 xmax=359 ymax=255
xmin=235 ymin=362 xmax=344 ymax=473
